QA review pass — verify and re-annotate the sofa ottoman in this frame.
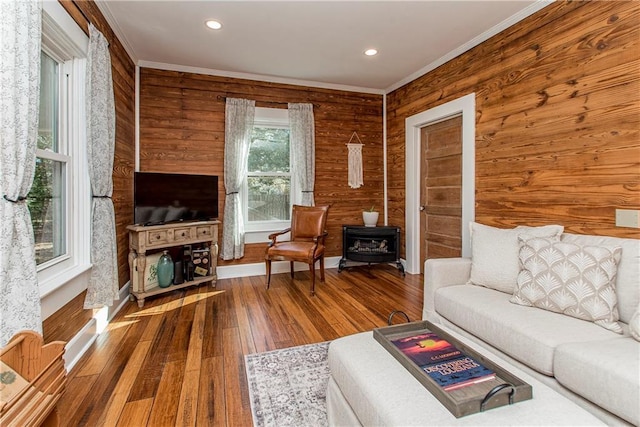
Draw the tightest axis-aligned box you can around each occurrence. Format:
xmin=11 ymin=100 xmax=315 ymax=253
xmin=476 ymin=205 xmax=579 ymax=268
xmin=327 ymin=330 xmax=605 ymax=426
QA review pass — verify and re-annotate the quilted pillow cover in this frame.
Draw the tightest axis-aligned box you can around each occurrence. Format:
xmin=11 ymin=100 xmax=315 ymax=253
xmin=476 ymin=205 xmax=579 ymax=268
xmin=511 ymin=236 xmax=623 ymax=333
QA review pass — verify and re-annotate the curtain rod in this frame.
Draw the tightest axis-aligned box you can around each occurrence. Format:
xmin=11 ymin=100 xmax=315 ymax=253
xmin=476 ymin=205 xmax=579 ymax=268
xmin=216 ymin=95 xmax=319 ymax=109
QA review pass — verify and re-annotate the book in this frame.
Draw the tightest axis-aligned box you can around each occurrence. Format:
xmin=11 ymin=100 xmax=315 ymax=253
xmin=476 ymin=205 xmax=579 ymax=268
xmin=422 ymin=355 xmax=495 ymax=391
xmin=392 ymin=332 xmax=495 ymax=391
xmin=391 ymin=332 xmax=463 ymax=366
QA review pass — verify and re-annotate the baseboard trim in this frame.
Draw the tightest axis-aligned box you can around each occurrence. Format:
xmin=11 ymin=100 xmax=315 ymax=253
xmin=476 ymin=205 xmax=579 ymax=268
xmin=217 ymin=256 xmax=342 ymax=279
xmin=63 ymin=283 xmax=130 ymax=372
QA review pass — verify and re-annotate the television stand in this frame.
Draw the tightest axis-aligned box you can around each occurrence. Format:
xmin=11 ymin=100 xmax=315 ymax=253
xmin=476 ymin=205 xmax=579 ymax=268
xmin=339 ymin=225 xmax=404 ymax=275
xmin=127 ymin=220 xmax=219 ymax=307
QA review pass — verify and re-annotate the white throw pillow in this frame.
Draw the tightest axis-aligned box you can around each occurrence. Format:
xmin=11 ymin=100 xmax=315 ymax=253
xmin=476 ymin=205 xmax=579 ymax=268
xmin=630 ymin=305 xmax=640 ymax=342
xmin=511 ymin=236 xmax=623 ymax=334
xmin=468 ymin=222 xmax=564 ymax=293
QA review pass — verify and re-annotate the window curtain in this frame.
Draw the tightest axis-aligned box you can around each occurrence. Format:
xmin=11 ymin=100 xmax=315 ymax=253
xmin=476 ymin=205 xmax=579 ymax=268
xmin=288 ymin=103 xmax=315 ymax=206
xmin=84 ymin=24 xmax=118 ymax=309
xmin=0 ymin=0 xmax=42 ymax=346
xmin=222 ymin=98 xmax=255 ymax=260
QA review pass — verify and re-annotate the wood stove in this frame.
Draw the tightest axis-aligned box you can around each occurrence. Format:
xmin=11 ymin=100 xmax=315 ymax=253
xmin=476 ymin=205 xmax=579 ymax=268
xmin=339 ymin=225 xmax=404 ymax=275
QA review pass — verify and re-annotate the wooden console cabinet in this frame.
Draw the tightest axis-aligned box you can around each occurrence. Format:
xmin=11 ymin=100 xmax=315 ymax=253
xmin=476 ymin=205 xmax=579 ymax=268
xmin=127 ymin=220 xmax=219 ymax=307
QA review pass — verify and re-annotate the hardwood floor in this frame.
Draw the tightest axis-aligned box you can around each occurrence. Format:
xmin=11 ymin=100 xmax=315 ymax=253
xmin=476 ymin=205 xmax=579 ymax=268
xmin=57 ymin=265 xmax=424 ymax=426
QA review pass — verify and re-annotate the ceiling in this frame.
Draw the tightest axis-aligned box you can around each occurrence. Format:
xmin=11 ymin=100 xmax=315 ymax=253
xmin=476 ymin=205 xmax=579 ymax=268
xmin=97 ymin=1 xmax=548 ymax=93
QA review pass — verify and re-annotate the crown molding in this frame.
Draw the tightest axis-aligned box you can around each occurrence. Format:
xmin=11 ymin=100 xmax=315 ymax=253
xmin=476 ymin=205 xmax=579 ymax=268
xmin=138 ymin=60 xmax=384 ymax=95
xmin=94 ymin=0 xmax=139 ymax=64
xmin=384 ymin=0 xmax=554 ymax=94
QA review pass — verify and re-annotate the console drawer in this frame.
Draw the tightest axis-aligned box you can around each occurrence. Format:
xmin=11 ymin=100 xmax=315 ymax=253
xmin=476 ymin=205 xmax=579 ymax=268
xmin=196 ymin=226 xmax=214 ymax=239
xmin=146 ymin=230 xmax=169 ymax=245
xmin=173 ymin=227 xmax=192 ymax=242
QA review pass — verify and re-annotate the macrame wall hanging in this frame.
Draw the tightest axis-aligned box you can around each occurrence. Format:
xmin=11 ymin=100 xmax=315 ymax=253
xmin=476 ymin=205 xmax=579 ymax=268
xmin=347 ymin=131 xmax=364 ymax=189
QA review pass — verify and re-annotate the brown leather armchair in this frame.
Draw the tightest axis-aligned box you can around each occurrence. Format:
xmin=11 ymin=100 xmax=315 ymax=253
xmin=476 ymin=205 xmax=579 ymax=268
xmin=265 ymin=204 xmax=329 ymax=295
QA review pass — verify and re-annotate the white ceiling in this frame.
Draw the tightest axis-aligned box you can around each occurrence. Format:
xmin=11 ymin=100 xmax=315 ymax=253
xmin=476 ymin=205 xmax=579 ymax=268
xmin=97 ymin=1 xmax=548 ymax=93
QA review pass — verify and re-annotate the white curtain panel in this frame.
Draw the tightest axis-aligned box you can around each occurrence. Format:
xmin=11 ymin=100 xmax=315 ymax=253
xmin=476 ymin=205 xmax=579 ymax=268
xmin=288 ymin=103 xmax=315 ymax=206
xmin=222 ymin=98 xmax=255 ymax=260
xmin=84 ymin=24 xmax=118 ymax=309
xmin=0 ymin=0 xmax=42 ymax=346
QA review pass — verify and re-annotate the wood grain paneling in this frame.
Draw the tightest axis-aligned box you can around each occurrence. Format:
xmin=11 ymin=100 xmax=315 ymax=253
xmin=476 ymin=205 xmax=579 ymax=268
xmin=387 ymin=0 xmax=640 ymax=258
xmin=42 ymin=291 xmax=93 ymax=344
xmin=44 ymin=1 xmax=135 ymax=343
xmin=139 ymin=68 xmax=384 ymax=265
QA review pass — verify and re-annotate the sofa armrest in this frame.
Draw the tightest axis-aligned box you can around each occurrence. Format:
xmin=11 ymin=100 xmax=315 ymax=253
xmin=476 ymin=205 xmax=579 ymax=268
xmin=423 ymin=258 xmax=472 ymax=320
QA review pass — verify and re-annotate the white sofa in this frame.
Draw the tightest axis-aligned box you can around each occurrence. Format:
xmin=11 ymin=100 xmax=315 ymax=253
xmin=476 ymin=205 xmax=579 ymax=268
xmin=424 ymin=226 xmax=640 ymax=426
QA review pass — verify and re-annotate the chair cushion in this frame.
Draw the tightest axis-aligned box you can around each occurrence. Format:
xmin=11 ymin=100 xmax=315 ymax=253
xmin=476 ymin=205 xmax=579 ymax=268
xmin=291 ymin=205 xmax=329 ymax=240
xmin=267 ymin=241 xmax=324 ymax=262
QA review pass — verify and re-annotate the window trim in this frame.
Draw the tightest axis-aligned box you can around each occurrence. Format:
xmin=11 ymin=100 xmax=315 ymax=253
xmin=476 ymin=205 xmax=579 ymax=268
xmin=37 ymin=2 xmax=91 ymax=297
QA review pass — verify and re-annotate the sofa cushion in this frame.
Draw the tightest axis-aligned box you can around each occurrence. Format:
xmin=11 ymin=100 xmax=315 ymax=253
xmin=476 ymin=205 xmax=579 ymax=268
xmin=435 ymin=284 xmax=623 ymax=376
xmin=554 ymin=338 xmax=640 ymax=426
xmin=511 ymin=237 xmax=622 ymax=334
xmin=561 ymin=233 xmax=640 ymax=324
xmin=631 ymin=306 xmax=640 ymax=341
xmin=468 ymin=222 xmax=564 ymax=294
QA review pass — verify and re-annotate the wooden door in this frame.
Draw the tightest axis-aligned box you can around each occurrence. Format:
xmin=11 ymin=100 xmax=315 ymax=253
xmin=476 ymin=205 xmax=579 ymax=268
xmin=420 ymin=116 xmax=463 ymax=272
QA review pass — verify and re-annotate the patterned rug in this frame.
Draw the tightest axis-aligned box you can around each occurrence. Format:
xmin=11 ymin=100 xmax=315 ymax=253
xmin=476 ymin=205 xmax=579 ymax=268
xmin=245 ymin=341 xmax=331 ymax=427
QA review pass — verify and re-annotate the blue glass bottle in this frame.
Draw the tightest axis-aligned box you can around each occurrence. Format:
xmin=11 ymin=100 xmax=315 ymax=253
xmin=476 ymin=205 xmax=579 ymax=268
xmin=157 ymin=250 xmax=174 ymax=288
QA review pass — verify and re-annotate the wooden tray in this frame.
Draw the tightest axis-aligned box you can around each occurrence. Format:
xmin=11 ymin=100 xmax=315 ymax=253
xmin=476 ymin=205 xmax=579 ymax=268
xmin=373 ymin=320 xmax=532 ymax=418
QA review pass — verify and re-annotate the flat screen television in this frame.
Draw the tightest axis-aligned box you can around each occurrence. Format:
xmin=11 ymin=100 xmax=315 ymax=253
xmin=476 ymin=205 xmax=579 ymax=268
xmin=134 ymin=172 xmax=219 ymax=225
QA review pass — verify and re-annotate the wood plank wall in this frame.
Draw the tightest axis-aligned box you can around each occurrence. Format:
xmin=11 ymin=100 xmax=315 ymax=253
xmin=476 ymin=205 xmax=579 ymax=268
xmin=387 ymin=0 xmax=640 ymax=258
xmin=139 ymin=68 xmax=384 ymax=265
xmin=43 ymin=0 xmax=135 ymax=343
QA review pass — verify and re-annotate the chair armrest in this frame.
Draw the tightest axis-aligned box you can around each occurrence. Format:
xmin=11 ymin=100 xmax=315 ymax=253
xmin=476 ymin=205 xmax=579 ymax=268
xmin=268 ymin=228 xmax=291 ymax=246
xmin=423 ymin=257 xmax=472 ymax=320
xmin=313 ymin=231 xmax=329 ymax=244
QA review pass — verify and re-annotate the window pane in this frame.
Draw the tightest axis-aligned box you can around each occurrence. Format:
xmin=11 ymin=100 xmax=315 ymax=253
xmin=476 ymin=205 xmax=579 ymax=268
xmin=28 ymin=158 xmax=66 ymax=265
xmin=39 ymin=52 xmax=59 ymax=151
xmin=248 ymin=127 xmax=290 ymax=173
xmin=247 ymin=176 xmax=290 ymax=221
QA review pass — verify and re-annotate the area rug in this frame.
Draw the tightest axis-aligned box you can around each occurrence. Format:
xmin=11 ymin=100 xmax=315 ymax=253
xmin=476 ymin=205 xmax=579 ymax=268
xmin=245 ymin=341 xmax=331 ymax=427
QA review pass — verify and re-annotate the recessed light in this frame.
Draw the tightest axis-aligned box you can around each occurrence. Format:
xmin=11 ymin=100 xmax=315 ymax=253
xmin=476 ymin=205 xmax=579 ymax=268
xmin=364 ymin=48 xmax=378 ymax=56
xmin=205 ymin=20 xmax=222 ymax=30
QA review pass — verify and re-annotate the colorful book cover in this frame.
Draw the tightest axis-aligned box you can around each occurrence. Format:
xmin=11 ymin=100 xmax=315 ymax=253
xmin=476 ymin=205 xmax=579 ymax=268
xmin=391 ymin=332 xmax=463 ymax=366
xmin=392 ymin=332 xmax=495 ymax=391
xmin=422 ymin=355 xmax=495 ymax=391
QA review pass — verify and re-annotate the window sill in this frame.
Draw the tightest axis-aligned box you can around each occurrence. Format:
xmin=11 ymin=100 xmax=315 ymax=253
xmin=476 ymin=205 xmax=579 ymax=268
xmin=245 ymin=228 xmax=290 ymax=244
xmin=39 ymin=263 xmax=92 ymax=299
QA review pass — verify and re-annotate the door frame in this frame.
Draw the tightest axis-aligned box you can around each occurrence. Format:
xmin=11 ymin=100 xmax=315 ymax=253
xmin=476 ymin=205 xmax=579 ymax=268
xmin=404 ymin=93 xmax=475 ymax=274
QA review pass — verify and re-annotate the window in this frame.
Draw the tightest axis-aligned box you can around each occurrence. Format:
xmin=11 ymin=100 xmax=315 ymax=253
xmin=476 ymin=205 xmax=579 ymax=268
xmin=30 ymin=51 xmax=67 ymax=265
xmin=244 ymin=108 xmax=292 ymax=235
xmin=31 ymin=3 xmax=90 ymax=294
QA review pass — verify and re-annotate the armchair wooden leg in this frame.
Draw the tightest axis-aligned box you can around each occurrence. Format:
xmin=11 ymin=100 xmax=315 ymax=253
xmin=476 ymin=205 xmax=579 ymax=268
xmin=309 ymin=262 xmax=316 ymax=296
xmin=266 ymin=259 xmax=272 ymax=289
xmin=319 ymin=256 xmax=325 ymax=282
xmin=290 ymin=261 xmax=295 ymax=279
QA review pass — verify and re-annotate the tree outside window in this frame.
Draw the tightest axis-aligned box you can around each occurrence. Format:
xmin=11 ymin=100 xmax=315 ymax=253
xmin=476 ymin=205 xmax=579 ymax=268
xmin=247 ymin=126 xmax=291 ymax=222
